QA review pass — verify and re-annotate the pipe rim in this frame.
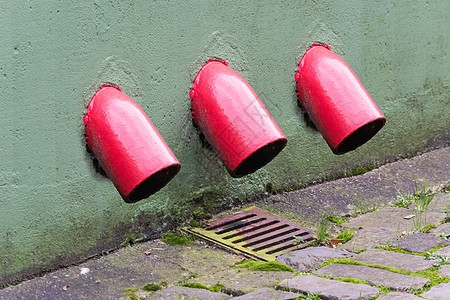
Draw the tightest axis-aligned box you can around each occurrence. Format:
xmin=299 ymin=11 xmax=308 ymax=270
xmin=124 ymin=163 xmax=181 ymax=203
xmin=230 ymin=138 xmax=288 ymax=178
xmin=333 ymin=117 xmax=386 ymax=155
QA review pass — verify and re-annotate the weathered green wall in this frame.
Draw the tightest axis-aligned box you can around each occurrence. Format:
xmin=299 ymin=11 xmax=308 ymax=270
xmin=0 ymin=0 xmax=448 ymax=285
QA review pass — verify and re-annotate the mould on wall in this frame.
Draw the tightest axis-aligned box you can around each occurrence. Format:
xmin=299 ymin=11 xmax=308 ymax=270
xmin=191 ymin=31 xmax=249 ymax=78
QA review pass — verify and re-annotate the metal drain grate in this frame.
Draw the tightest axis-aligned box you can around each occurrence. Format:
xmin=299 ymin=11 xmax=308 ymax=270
xmin=184 ymin=208 xmax=316 ymax=261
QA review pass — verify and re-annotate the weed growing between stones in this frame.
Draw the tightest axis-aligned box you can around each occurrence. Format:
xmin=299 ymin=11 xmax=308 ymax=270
xmin=335 ymin=229 xmax=356 ymax=244
xmin=413 ymin=267 xmax=450 ymax=295
xmin=394 ymin=178 xmax=441 ymax=233
xmin=412 ymin=182 xmax=436 ymax=212
xmin=433 ymin=232 xmax=450 ymax=239
xmin=352 ymin=190 xmax=380 ymax=216
xmin=440 ymin=183 xmax=450 ymax=193
xmin=411 ymin=183 xmax=438 ymax=233
xmin=316 ymin=210 xmax=332 ymax=243
xmin=425 ymin=252 xmax=450 ymax=267
xmin=304 ymin=291 xmax=322 ymax=299
xmin=395 ymin=177 xmax=438 ymax=209
xmin=292 ymin=235 xmax=304 ymax=249
xmin=395 ymin=189 xmax=413 ymax=208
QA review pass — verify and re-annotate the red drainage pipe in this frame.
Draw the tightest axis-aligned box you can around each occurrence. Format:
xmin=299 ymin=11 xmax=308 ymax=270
xmin=190 ymin=60 xmax=287 ymax=177
xmin=84 ymin=85 xmax=181 ymax=203
xmin=295 ymin=44 xmax=386 ymax=154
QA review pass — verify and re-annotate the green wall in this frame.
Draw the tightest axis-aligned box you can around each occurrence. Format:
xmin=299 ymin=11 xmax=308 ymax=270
xmin=0 ymin=0 xmax=448 ymax=285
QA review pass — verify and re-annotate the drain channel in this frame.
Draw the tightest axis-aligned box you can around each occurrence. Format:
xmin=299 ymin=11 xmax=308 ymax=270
xmin=184 ymin=208 xmax=316 ymax=261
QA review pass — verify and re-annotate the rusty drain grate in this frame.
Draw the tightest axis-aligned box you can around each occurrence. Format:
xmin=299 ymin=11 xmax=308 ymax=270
xmin=183 ymin=208 xmax=316 ymax=261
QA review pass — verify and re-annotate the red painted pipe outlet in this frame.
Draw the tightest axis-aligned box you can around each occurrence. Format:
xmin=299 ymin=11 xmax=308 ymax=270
xmin=295 ymin=44 xmax=386 ymax=154
xmin=190 ymin=60 xmax=287 ymax=177
xmin=84 ymin=85 xmax=181 ymax=203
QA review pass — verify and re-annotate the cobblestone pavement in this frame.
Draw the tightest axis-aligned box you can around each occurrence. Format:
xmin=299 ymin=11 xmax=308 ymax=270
xmin=0 ymin=148 xmax=449 ymax=299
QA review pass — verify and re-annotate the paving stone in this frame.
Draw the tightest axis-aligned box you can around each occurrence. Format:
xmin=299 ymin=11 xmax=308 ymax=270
xmin=277 ymin=275 xmax=379 ymax=300
xmin=341 ymin=207 xmax=446 ymax=233
xmin=433 ymin=245 xmax=450 ymax=256
xmin=438 ymin=265 xmax=450 ymax=277
xmin=421 ymin=282 xmax=450 ymax=300
xmin=232 ymin=287 xmax=302 ymax=300
xmin=377 ymin=292 xmax=423 ymax=299
xmin=275 ymin=247 xmax=354 ymax=272
xmin=313 ymin=263 xmax=430 ymax=290
xmin=338 ymin=228 xmax=400 ymax=252
xmin=393 ymin=233 xmax=448 ymax=253
xmin=426 ymin=192 xmax=450 ymax=213
xmin=349 ymin=248 xmax=435 ymax=272
xmin=186 ymin=269 xmax=295 ymax=296
xmin=431 ymin=222 xmax=450 ymax=236
xmin=147 ymin=286 xmax=230 ymax=299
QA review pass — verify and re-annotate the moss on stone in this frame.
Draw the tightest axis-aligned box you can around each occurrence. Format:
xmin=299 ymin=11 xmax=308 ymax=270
xmin=327 ymin=215 xmax=348 ymax=224
xmin=375 ymin=245 xmax=424 ymax=256
xmin=188 ymin=220 xmax=201 ymax=227
xmin=162 ymin=231 xmax=194 ymax=246
xmin=427 ymin=243 xmax=450 ymax=253
xmin=179 ymin=282 xmax=224 ymax=293
xmin=142 ymin=283 xmax=162 ymax=292
xmin=124 ymin=287 xmax=139 ymax=300
xmin=319 ymin=257 xmax=450 ymax=294
xmin=121 ymin=233 xmax=144 ymax=247
xmin=233 ymin=260 xmax=294 ymax=272
xmin=320 ymin=258 xmax=414 ymax=276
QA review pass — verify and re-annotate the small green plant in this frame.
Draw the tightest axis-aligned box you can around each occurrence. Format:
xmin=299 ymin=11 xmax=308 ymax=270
xmin=335 ymin=229 xmax=356 ymax=244
xmin=395 ymin=189 xmax=414 ymax=208
xmin=162 ymin=231 xmax=194 ymax=245
xmin=413 ymin=181 xmax=436 ymax=213
xmin=305 ymin=291 xmax=322 ymax=299
xmin=142 ymin=283 xmax=162 ymax=292
xmin=401 ymin=177 xmax=439 ymax=233
xmin=316 ymin=210 xmax=332 ymax=243
xmin=440 ymin=184 xmax=449 ymax=193
xmin=433 ymin=233 xmax=449 ymax=239
xmin=353 ymin=190 xmax=379 ymax=215
xmin=425 ymin=252 xmax=450 ymax=267
xmin=159 ymin=280 xmax=168 ymax=287
xmin=292 ymin=235 xmax=304 ymax=248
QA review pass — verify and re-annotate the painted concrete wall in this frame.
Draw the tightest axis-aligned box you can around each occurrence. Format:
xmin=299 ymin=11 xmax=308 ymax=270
xmin=0 ymin=0 xmax=448 ymax=285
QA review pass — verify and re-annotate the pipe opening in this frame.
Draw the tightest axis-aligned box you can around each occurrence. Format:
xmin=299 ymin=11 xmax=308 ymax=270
xmin=125 ymin=164 xmax=181 ymax=203
xmin=231 ymin=138 xmax=287 ymax=178
xmin=333 ymin=118 xmax=386 ymax=155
